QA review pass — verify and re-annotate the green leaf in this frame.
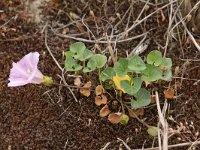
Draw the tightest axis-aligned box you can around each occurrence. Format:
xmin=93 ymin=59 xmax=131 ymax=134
xmin=77 ymin=49 xmax=93 ymax=61
xmin=160 ymin=57 xmax=172 ymax=69
xmin=114 ymin=58 xmax=129 ymax=76
xmin=83 ymin=58 xmax=97 ymax=72
xmin=147 ymin=126 xmax=158 ymax=137
xmin=65 ymin=51 xmax=73 ymax=59
xmin=120 ymin=77 xmax=142 ymax=95
xmin=100 ymin=67 xmax=116 ymax=81
xmin=147 ymin=50 xmax=163 ymax=66
xmin=131 ymin=88 xmax=151 ymax=109
xmin=141 ymin=64 xmax=162 ymax=81
xmin=73 ymin=64 xmax=83 ymax=71
xmin=70 ymin=42 xmax=86 ymax=53
xmin=128 ymin=55 xmax=146 ymax=71
xmin=82 ymin=67 xmax=91 ymax=73
xmin=91 ymin=54 xmax=107 ymax=68
xmin=65 ymin=57 xmax=76 ymax=71
xmin=65 ymin=51 xmax=83 ymax=71
xmin=70 ymin=42 xmax=86 ymax=59
xmin=161 ymin=69 xmax=172 ymax=81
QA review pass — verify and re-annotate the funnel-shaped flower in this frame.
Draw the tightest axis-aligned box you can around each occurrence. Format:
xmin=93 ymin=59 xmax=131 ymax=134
xmin=8 ymin=52 xmax=44 ymax=87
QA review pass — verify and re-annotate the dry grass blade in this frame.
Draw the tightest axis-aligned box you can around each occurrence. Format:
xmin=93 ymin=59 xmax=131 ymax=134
xmin=135 ymin=140 xmax=200 ymax=150
xmin=44 ymin=25 xmax=78 ymax=102
xmin=117 ymin=138 xmax=131 ymax=150
xmin=155 ymin=91 xmax=168 ymax=150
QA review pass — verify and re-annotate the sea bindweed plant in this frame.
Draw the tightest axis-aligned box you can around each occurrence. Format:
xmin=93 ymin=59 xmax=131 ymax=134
xmin=8 ymin=42 xmax=172 ymax=136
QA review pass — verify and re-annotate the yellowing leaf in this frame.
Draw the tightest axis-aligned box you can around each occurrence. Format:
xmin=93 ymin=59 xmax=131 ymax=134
xmin=100 ymin=105 xmax=110 ymax=117
xmin=120 ymin=114 xmax=129 ymax=125
xmin=108 ymin=113 xmax=122 ymax=124
xmin=147 ymin=126 xmax=158 ymax=137
xmin=112 ymin=75 xmax=130 ymax=92
xmin=80 ymin=81 xmax=91 ymax=97
xmin=128 ymin=108 xmax=144 ymax=118
xmin=164 ymin=88 xmax=174 ymax=99
xmin=95 ymin=85 xmax=105 ymax=96
xmin=95 ymin=95 xmax=107 ymax=106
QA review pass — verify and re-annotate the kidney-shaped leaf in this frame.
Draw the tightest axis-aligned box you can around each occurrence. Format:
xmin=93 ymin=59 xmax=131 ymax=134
xmin=147 ymin=50 xmax=163 ymax=66
xmin=120 ymin=77 xmax=142 ymax=95
xmin=83 ymin=58 xmax=97 ymax=72
xmin=161 ymin=69 xmax=172 ymax=81
xmin=92 ymin=54 xmax=107 ymax=68
xmin=160 ymin=57 xmax=172 ymax=70
xmin=65 ymin=51 xmax=73 ymax=59
xmin=141 ymin=64 xmax=162 ymax=81
xmin=65 ymin=57 xmax=82 ymax=71
xmin=131 ymin=88 xmax=151 ymax=109
xmin=100 ymin=67 xmax=116 ymax=81
xmin=77 ymin=49 xmax=93 ymax=61
xmin=114 ymin=58 xmax=129 ymax=76
xmin=128 ymin=55 xmax=146 ymax=71
xmin=70 ymin=42 xmax=86 ymax=54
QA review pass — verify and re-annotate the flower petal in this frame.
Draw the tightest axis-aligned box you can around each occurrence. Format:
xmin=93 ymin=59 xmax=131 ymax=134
xmin=8 ymin=78 xmax=28 ymax=87
xmin=30 ymin=69 xmax=44 ymax=84
xmin=8 ymin=52 xmax=44 ymax=87
xmin=19 ymin=52 xmax=39 ymax=70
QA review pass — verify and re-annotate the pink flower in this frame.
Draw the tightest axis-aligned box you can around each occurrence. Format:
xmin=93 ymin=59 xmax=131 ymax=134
xmin=8 ymin=52 xmax=44 ymax=87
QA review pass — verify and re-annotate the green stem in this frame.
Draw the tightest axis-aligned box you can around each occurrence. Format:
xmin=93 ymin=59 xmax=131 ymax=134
xmin=119 ymin=91 xmax=125 ymax=114
xmin=83 ymin=61 xmax=86 ymax=67
xmin=98 ymin=68 xmax=102 ymax=85
xmin=52 ymin=82 xmax=92 ymax=89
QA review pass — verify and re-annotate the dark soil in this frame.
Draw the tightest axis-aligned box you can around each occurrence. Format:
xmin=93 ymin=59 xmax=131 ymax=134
xmin=0 ymin=0 xmax=200 ymax=149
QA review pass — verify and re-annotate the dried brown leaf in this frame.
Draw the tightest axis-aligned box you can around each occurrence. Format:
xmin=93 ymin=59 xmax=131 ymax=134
xmin=128 ymin=108 xmax=144 ymax=118
xmin=95 ymin=85 xmax=104 ymax=96
xmin=164 ymin=88 xmax=175 ymax=99
xmin=160 ymin=66 xmax=168 ymax=71
xmin=100 ymin=105 xmax=110 ymax=117
xmin=108 ymin=113 xmax=122 ymax=124
xmin=95 ymin=95 xmax=107 ymax=106
xmin=80 ymin=81 xmax=91 ymax=97
xmin=74 ymin=77 xmax=82 ymax=87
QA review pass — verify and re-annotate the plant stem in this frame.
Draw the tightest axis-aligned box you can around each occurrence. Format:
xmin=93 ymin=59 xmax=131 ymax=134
xmin=119 ymin=91 xmax=125 ymax=114
xmin=98 ymin=68 xmax=102 ymax=85
xmin=83 ymin=61 xmax=86 ymax=67
xmin=52 ymin=82 xmax=91 ymax=89
xmin=124 ymin=104 xmax=150 ymax=128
